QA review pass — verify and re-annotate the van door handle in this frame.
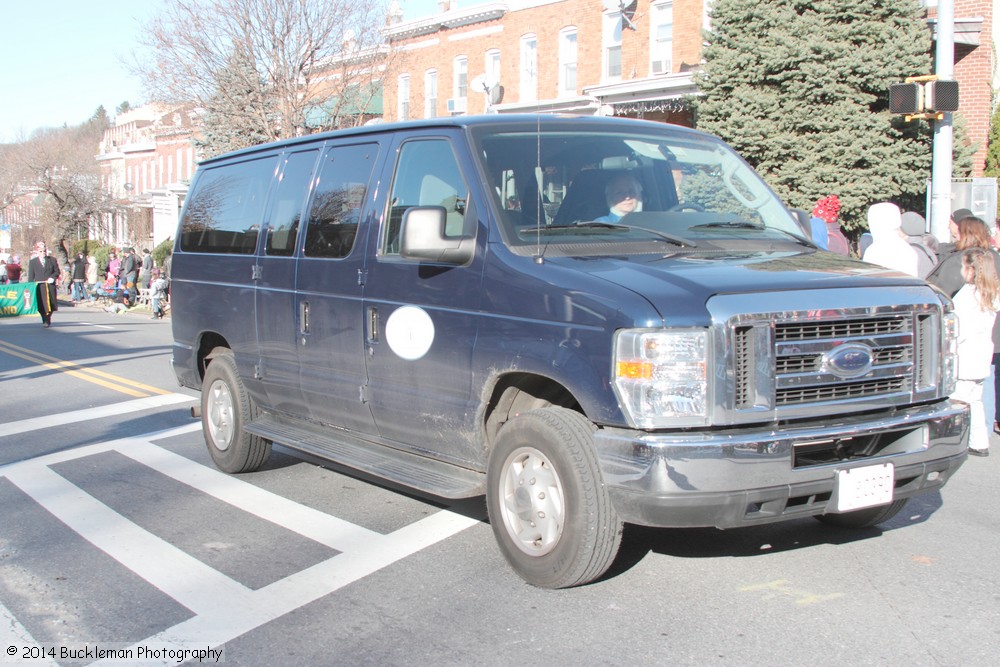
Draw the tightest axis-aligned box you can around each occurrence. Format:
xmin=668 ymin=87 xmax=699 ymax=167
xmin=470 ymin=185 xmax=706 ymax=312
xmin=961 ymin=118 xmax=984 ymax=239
xmin=367 ymin=306 xmax=379 ymax=344
xmin=300 ymin=301 xmax=310 ymax=335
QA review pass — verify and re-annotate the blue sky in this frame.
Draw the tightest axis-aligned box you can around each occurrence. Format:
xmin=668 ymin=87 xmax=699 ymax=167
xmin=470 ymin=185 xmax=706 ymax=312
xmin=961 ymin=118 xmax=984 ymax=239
xmin=0 ymin=0 xmax=464 ymax=143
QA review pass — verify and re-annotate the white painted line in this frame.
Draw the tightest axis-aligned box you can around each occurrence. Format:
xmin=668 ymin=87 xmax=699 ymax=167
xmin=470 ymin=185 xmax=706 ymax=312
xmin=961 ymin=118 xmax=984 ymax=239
xmin=120 ymin=440 xmax=382 ymax=550
xmin=4 ymin=423 xmax=482 ymax=667
xmin=97 ymin=511 xmax=481 ymax=666
xmin=1 ymin=394 xmax=195 ymax=437
xmin=4 ymin=464 xmax=253 ymax=616
xmin=0 ymin=425 xmax=202 ymax=476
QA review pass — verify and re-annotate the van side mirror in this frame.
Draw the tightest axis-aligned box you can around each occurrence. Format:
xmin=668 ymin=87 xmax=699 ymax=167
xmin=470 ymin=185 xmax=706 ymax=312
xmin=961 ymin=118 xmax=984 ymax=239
xmin=400 ymin=206 xmax=475 ymax=265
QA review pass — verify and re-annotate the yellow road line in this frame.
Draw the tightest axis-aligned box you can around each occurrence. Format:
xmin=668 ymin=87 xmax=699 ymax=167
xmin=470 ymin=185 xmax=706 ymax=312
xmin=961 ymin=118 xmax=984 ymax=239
xmin=0 ymin=339 xmax=171 ymax=398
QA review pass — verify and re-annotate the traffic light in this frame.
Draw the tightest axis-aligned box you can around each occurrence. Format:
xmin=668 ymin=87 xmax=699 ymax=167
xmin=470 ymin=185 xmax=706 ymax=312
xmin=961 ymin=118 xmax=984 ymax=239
xmin=889 ymin=83 xmax=922 ymax=114
xmin=925 ymin=80 xmax=959 ymax=112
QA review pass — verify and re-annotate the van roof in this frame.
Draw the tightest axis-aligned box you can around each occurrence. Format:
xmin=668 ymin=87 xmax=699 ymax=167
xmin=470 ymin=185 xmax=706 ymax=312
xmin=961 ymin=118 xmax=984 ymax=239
xmin=196 ymin=113 xmax=709 ymax=166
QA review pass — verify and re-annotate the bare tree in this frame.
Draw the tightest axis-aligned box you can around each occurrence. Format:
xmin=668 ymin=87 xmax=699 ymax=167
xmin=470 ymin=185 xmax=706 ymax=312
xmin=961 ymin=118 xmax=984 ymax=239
xmin=8 ymin=123 xmax=116 ymax=265
xmin=134 ymin=0 xmax=389 ymax=148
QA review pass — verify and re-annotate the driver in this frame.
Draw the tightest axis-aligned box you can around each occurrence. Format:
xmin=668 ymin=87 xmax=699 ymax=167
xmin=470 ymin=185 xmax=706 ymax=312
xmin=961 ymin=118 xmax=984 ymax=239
xmin=595 ymin=174 xmax=643 ymax=223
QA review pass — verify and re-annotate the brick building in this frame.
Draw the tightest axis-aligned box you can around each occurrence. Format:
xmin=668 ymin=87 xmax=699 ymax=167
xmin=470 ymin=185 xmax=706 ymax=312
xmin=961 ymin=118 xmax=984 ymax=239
xmin=386 ymin=0 xmax=996 ymax=180
xmin=96 ymin=104 xmax=201 ymax=249
xmin=936 ymin=0 xmax=996 ymax=177
xmin=385 ymin=0 xmax=705 ymax=125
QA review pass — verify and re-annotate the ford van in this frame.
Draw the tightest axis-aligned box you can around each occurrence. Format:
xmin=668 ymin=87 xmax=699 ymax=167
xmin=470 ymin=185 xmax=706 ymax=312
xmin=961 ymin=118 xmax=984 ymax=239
xmin=171 ymin=115 xmax=968 ymax=588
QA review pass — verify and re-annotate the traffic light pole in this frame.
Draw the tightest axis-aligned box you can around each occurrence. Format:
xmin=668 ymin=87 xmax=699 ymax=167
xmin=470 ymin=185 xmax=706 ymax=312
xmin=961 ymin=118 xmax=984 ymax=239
xmin=930 ymin=0 xmax=955 ymax=243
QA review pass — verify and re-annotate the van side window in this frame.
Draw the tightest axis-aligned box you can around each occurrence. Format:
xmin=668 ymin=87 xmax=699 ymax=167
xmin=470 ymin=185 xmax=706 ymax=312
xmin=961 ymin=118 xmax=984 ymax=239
xmin=265 ymin=150 xmax=318 ymax=256
xmin=383 ymin=139 xmax=469 ymax=256
xmin=179 ymin=156 xmax=276 ymax=254
xmin=303 ymin=143 xmax=379 ymax=259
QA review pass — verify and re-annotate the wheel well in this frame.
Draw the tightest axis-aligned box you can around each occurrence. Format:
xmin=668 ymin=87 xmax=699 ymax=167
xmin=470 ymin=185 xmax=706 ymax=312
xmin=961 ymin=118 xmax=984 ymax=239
xmin=483 ymin=373 xmax=581 ymax=446
xmin=195 ymin=332 xmax=231 ymax=382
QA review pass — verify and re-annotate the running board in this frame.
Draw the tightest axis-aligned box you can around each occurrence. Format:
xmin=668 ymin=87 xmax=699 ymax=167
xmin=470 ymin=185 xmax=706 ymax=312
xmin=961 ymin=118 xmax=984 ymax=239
xmin=245 ymin=416 xmax=485 ymax=499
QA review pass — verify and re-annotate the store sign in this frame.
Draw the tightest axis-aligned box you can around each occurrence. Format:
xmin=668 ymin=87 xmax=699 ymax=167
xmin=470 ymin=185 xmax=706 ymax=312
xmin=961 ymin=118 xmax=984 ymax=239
xmin=613 ymin=99 xmax=688 ymax=115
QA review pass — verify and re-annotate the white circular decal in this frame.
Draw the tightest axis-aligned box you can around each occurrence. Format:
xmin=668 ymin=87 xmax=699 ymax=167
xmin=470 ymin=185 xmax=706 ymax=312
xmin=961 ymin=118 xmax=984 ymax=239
xmin=385 ymin=306 xmax=435 ymax=360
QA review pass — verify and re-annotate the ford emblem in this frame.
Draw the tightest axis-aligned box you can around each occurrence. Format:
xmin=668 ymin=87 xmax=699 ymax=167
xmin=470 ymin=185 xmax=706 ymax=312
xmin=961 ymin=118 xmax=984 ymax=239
xmin=823 ymin=343 xmax=874 ymax=378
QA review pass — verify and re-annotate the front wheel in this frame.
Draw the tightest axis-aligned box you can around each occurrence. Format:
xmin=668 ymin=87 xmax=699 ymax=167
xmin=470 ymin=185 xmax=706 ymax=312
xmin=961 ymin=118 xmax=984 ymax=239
xmin=814 ymin=498 xmax=909 ymax=529
xmin=486 ymin=407 xmax=623 ymax=588
xmin=201 ymin=349 xmax=270 ymax=473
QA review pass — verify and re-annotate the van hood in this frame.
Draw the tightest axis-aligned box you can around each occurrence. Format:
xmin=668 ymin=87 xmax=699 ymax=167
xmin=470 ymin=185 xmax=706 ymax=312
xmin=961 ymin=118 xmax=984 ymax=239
xmin=546 ymin=249 xmax=929 ymax=323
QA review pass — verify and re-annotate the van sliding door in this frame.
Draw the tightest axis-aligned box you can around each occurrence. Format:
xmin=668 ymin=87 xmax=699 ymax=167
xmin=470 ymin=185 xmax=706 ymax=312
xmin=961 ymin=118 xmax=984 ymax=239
xmin=295 ymin=140 xmax=382 ymax=434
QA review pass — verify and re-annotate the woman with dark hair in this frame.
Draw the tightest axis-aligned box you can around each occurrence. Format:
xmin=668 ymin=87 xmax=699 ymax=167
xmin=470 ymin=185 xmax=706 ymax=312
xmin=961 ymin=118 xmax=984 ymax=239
xmin=926 ymin=216 xmax=997 ymax=295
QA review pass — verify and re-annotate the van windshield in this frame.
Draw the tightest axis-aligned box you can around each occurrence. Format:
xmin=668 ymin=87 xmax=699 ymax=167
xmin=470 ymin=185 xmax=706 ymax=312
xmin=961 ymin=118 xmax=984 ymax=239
xmin=474 ymin=125 xmax=808 ymax=254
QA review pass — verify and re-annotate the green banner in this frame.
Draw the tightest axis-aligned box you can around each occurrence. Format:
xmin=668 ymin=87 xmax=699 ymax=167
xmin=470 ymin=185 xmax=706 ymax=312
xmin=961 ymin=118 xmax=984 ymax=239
xmin=0 ymin=282 xmax=40 ymax=317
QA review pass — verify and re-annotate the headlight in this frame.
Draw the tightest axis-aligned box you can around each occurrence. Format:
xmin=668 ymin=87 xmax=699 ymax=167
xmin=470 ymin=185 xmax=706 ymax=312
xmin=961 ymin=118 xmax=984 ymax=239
xmin=613 ymin=329 xmax=711 ymax=428
xmin=942 ymin=311 xmax=958 ymax=393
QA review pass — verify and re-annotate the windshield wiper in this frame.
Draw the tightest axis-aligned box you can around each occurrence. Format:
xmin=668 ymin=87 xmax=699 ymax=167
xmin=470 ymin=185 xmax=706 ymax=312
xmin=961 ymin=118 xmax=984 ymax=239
xmin=538 ymin=222 xmax=696 ymax=247
xmin=688 ymin=220 xmax=815 ymax=246
xmin=689 ymin=220 xmax=765 ymax=230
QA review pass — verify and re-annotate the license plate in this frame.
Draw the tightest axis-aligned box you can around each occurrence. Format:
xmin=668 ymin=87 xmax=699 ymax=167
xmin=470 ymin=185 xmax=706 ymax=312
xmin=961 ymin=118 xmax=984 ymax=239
xmin=835 ymin=463 xmax=894 ymax=512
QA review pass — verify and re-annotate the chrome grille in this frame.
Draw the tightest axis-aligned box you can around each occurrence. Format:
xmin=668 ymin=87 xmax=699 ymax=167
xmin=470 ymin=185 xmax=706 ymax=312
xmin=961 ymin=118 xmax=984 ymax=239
xmin=727 ymin=305 xmax=942 ymax=418
xmin=711 ymin=288 xmax=947 ymax=424
xmin=776 ymin=317 xmax=906 ymax=341
xmin=774 ymin=315 xmax=913 ymax=407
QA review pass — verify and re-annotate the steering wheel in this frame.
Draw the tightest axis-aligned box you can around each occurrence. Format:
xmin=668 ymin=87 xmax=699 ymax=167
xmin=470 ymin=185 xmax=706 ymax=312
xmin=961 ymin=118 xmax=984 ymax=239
xmin=666 ymin=202 xmax=705 ymax=212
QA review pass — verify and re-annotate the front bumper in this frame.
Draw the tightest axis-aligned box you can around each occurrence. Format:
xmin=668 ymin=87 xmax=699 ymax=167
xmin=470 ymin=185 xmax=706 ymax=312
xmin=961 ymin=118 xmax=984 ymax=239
xmin=595 ymin=400 xmax=969 ymax=529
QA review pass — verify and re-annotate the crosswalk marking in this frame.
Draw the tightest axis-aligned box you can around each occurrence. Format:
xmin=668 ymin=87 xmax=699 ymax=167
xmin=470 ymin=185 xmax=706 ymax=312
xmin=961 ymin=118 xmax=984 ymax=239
xmin=5 ymin=464 xmax=255 ymax=616
xmin=2 ymin=421 xmax=482 ymax=666
xmin=1 ymin=393 xmax=195 ymax=438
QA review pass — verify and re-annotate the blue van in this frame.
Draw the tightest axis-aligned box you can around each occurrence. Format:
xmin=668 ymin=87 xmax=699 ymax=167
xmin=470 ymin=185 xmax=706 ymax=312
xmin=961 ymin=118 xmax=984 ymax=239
xmin=171 ymin=115 xmax=967 ymax=588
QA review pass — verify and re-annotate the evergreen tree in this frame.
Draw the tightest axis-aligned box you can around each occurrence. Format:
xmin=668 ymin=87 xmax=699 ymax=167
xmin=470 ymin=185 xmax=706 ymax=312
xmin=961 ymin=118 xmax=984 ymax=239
xmin=90 ymin=106 xmax=111 ymax=131
xmin=985 ymin=104 xmax=1000 ymax=177
xmin=986 ymin=103 xmax=1000 ymax=219
xmin=695 ymin=0 xmax=942 ymax=231
xmin=196 ymin=49 xmax=273 ymax=158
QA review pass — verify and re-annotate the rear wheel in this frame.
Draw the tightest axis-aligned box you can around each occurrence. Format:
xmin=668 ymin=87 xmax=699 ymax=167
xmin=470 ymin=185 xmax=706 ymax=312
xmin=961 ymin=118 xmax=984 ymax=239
xmin=814 ymin=498 xmax=908 ymax=529
xmin=201 ymin=349 xmax=270 ymax=473
xmin=486 ymin=407 xmax=623 ymax=588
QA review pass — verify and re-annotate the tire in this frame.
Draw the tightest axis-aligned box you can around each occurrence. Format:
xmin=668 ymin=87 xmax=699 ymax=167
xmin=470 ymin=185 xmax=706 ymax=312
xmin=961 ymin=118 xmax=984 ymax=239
xmin=814 ymin=498 xmax=909 ymax=529
xmin=486 ymin=407 xmax=623 ymax=588
xmin=201 ymin=349 xmax=270 ymax=473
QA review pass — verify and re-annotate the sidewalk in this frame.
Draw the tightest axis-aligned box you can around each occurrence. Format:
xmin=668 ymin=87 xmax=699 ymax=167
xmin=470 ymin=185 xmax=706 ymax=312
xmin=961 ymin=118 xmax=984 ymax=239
xmin=66 ymin=296 xmax=170 ymax=319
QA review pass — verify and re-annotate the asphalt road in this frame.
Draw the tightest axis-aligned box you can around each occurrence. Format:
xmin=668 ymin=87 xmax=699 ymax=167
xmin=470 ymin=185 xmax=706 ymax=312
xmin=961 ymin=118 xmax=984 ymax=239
xmin=1 ymin=302 xmax=997 ymax=666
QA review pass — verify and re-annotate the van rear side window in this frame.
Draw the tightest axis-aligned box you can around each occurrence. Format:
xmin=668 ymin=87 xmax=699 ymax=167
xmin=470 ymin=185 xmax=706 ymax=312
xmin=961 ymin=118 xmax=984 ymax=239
xmin=303 ymin=143 xmax=379 ymax=259
xmin=179 ymin=156 xmax=277 ymax=254
xmin=265 ymin=150 xmax=319 ymax=257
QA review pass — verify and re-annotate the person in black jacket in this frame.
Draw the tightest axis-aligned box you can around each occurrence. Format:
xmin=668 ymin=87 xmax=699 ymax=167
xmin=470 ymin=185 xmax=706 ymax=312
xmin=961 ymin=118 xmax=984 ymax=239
xmin=27 ymin=241 xmax=60 ymax=327
xmin=71 ymin=252 xmax=87 ymax=302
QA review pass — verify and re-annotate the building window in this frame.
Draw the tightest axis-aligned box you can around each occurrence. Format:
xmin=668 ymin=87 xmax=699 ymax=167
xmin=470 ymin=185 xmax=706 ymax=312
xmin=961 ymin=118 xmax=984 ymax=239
xmin=486 ymin=49 xmax=501 ymax=87
xmin=425 ymin=70 xmax=438 ymax=118
xmin=559 ymin=28 xmax=577 ymax=96
xmin=398 ymin=75 xmax=410 ymax=120
xmin=650 ymin=2 xmax=673 ymax=75
xmin=453 ymin=56 xmax=468 ymax=113
xmin=603 ymin=11 xmax=622 ymax=80
xmin=520 ymin=34 xmax=537 ymax=102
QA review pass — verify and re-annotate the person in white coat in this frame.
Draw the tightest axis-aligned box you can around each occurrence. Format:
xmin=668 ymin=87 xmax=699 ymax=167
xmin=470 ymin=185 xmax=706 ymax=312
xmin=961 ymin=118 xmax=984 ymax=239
xmin=952 ymin=247 xmax=1000 ymax=456
xmin=861 ymin=202 xmax=919 ymax=277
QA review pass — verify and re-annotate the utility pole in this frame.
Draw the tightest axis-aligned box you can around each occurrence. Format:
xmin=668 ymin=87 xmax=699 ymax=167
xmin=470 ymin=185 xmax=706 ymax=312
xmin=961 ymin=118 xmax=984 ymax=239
xmin=930 ymin=0 xmax=955 ymax=242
